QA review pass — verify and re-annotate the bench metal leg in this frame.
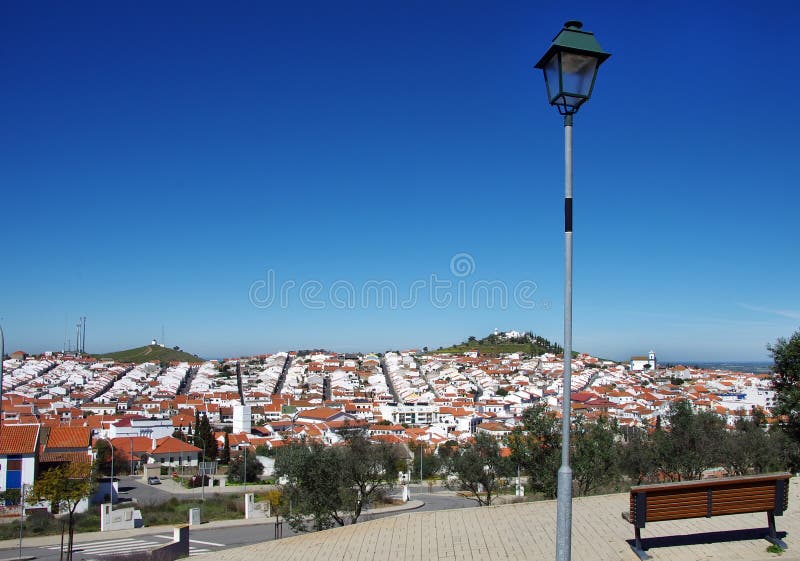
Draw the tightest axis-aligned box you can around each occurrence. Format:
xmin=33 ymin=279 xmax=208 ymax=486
xmin=630 ymin=526 xmax=652 ymax=560
xmin=765 ymin=512 xmax=788 ymax=550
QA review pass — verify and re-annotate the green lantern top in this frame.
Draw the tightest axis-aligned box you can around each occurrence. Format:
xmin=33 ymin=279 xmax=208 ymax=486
xmin=534 ymin=21 xmax=611 ymax=115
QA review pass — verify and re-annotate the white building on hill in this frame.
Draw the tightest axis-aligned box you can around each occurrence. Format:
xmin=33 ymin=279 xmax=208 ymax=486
xmin=630 ymin=350 xmax=656 ymax=371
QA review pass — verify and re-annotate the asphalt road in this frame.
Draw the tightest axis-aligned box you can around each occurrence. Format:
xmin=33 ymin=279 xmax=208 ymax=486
xmin=0 ymin=485 xmax=474 ymax=561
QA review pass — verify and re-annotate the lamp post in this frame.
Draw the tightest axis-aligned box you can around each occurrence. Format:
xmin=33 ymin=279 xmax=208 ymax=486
xmin=419 ymin=442 xmax=423 ymax=484
xmin=1 ymin=323 xmax=5 ymax=427
xmin=534 ymin=20 xmax=610 ymax=561
xmin=18 ymin=483 xmax=27 ymax=560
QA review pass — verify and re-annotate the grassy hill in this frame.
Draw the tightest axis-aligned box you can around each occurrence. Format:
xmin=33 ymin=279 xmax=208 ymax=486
xmin=93 ymin=345 xmax=204 ymax=364
xmin=432 ymin=332 xmax=564 ymax=356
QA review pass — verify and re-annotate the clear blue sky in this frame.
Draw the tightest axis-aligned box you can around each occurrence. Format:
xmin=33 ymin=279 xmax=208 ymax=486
xmin=2 ymin=0 xmax=798 ymax=362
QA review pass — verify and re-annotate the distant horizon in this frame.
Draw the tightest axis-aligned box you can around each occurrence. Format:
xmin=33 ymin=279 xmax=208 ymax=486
xmin=6 ymin=339 xmax=776 ymax=368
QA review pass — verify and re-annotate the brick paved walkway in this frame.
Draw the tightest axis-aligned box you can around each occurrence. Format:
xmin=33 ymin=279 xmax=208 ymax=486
xmin=204 ymin=480 xmax=800 ymax=561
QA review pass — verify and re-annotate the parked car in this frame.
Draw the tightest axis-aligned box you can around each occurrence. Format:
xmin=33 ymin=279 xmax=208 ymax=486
xmin=147 ymin=476 xmax=161 ymax=485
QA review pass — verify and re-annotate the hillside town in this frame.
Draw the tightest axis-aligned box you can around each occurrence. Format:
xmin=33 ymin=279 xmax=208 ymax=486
xmin=0 ymin=332 xmax=776 ymax=498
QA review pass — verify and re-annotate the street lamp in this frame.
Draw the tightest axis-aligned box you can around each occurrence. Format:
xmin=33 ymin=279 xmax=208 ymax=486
xmin=1 ymin=323 xmax=5 ymax=427
xmin=534 ymin=20 xmax=610 ymax=561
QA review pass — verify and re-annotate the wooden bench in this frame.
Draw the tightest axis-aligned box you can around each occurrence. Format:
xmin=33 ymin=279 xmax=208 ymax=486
xmin=622 ymin=472 xmax=791 ymax=559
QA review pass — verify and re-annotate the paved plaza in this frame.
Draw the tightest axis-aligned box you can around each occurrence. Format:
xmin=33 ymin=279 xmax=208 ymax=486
xmin=204 ymin=480 xmax=800 ymax=561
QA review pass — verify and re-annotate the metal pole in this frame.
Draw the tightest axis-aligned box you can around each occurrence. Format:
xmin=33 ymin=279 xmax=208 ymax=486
xmin=0 ymin=323 xmax=4 ymax=428
xmin=556 ymin=112 xmax=574 ymax=561
xmin=18 ymin=483 xmax=25 ymax=559
xmin=110 ymin=440 xmax=114 ymax=504
xmin=243 ymin=447 xmax=247 ymax=494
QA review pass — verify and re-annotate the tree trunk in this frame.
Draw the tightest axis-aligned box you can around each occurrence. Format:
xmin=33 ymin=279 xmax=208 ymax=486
xmin=67 ymin=514 xmax=75 ymax=561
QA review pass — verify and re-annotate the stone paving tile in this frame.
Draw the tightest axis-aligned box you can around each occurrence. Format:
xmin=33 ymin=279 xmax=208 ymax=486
xmin=203 ymin=480 xmax=800 ymax=561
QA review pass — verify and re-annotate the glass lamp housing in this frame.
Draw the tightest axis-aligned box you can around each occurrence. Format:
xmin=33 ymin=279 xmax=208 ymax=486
xmin=535 ymin=21 xmax=610 ymax=115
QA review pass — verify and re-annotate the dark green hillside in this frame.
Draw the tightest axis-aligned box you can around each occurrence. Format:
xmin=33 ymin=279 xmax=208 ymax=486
xmin=432 ymin=332 xmax=564 ymax=356
xmin=93 ymin=345 xmax=203 ymax=364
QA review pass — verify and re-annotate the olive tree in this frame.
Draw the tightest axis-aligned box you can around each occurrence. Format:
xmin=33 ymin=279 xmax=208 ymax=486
xmin=29 ymin=462 xmax=95 ymax=561
xmin=445 ymin=433 xmax=508 ymax=506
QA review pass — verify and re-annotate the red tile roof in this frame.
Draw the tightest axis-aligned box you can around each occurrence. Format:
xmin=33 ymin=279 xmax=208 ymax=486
xmin=152 ymin=436 xmax=202 ymax=455
xmin=0 ymin=424 xmax=40 ymax=455
xmin=109 ymin=436 xmax=158 ymax=456
xmin=40 ymin=451 xmax=92 ymax=464
xmin=47 ymin=426 xmax=91 ymax=449
xmin=298 ymin=407 xmax=347 ymax=421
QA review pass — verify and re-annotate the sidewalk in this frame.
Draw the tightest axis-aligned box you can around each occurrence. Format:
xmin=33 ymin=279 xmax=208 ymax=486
xmin=202 ymin=484 xmax=800 ymax=561
xmin=0 ymin=500 xmax=425 ymax=551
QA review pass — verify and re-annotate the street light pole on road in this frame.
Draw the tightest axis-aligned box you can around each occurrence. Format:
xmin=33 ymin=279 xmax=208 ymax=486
xmin=534 ymin=20 xmax=610 ymax=561
xmin=1 ymin=323 xmax=5 ymax=427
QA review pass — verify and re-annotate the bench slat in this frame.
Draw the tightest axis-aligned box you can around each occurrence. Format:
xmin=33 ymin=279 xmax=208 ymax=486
xmin=648 ymin=510 xmax=710 ymax=522
xmin=714 ymin=489 xmax=775 ymax=499
xmin=646 ymin=495 xmax=706 ymax=506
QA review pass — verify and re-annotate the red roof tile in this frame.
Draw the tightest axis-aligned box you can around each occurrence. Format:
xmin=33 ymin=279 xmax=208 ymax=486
xmin=152 ymin=436 xmax=202 ymax=454
xmin=0 ymin=424 xmax=40 ymax=455
xmin=47 ymin=427 xmax=91 ymax=449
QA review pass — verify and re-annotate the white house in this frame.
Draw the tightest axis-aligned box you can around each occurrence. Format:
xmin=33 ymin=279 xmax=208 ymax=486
xmin=0 ymin=424 xmax=39 ymax=494
xmin=108 ymin=417 xmax=174 ymax=440
xmin=146 ymin=436 xmax=203 ymax=467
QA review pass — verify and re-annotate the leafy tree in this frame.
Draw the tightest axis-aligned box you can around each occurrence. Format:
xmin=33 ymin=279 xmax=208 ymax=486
xmin=94 ymin=440 xmax=113 ymax=475
xmin=0 ymin=488 xmax=21 ymax=505
xmin=619 ymin=427 xmax=658 ymax=485
xmin=255 ymin=444 xmax=273 ymax=456
xmin=724 ymin=413 xmax=770 ymax=475
xmin=572 ymin=415 xmax=620 ymax=496
xmin=662 ymin=400 xmax=726 ymax=480
xmin=339 ymin=435 xmax=403 ymax=523
xmin=410 ymin=442 xmax=442 ymax=481
xmin=263 ymin=488 xmax=286 ymax=526
xmin=275 ymin=442 xmax=347 ymax=531
xmin=220 ymin=432 xmax=231 ymax=465
xmin=770 ymin=329 xmax=800 ymax=450
xmin=227 ymin=450 xmax=263 ymax=483
xmin=652 ymin=419 xmax=680 ymax=482
xmin=437 ymin=440 xmax=459 ymax=460
xmin=274 ymin=438 xmax=403 ymax=531
xmin=446 ymin=433 xmax=508 ymax=506
xmin=94 ymin=441 xmax=129 ymax=475
xmin=724 ymin=408 xmax=792 ymax=475
xmin=194 ymin=413 xmax=217 ymax=461
xmin=508 ymin=404 xmax=560 ymax=498
xmin=30 ymin=462 xmax=95 ymax=561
